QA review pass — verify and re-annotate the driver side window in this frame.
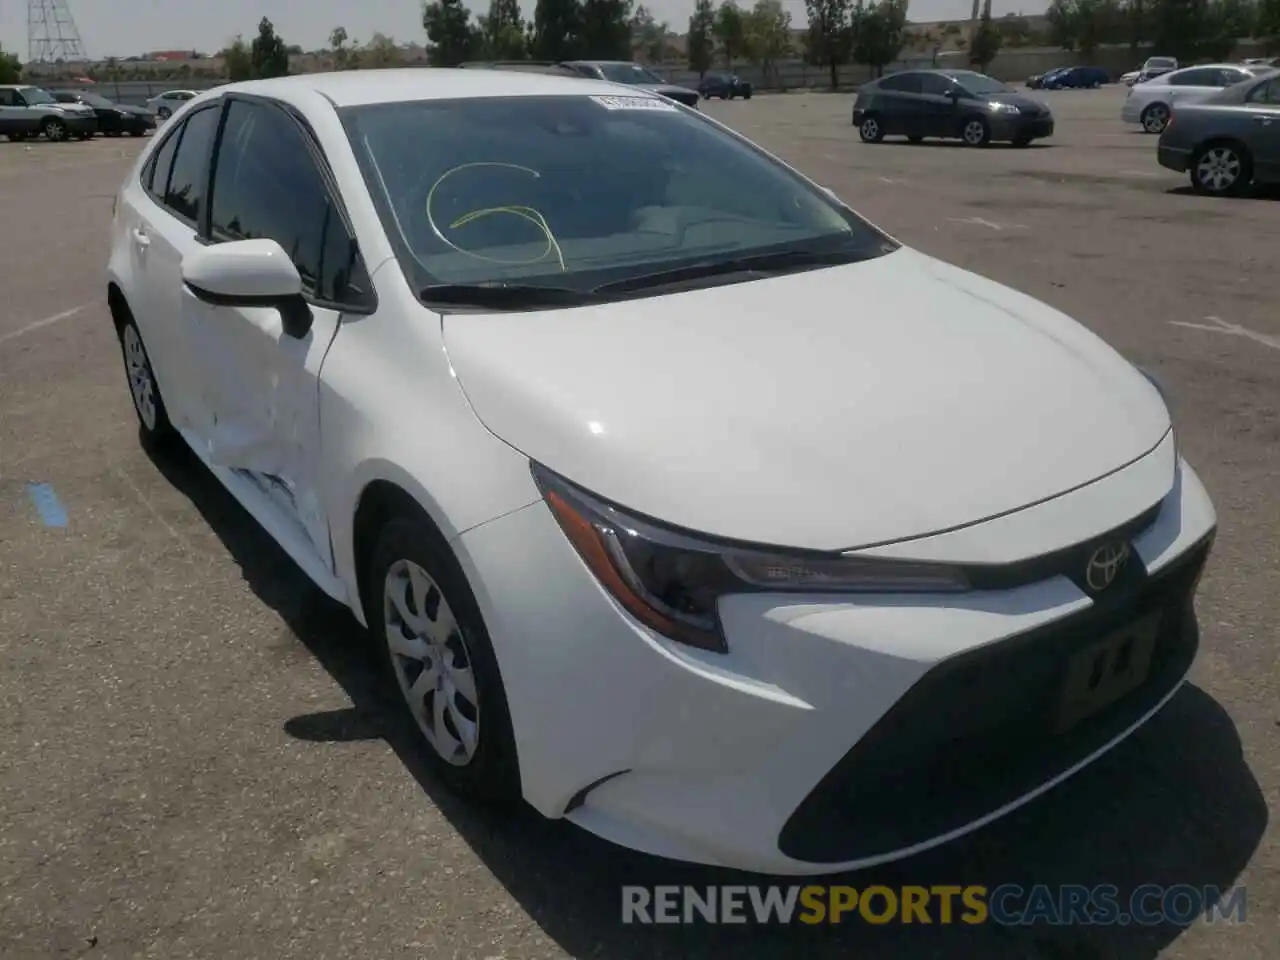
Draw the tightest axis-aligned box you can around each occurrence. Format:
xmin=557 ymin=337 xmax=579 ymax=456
xmin=207 ymin=98 xmax=372 ymax=308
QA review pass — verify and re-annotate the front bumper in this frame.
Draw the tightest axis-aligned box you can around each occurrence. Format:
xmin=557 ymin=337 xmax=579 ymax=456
xmin=457 ymin=455 xmax=1216 ymax=875
xmin=1158 ymin=144 xmax=1191 ymax=173
xmin=992 ymin=113 xmax=1055 ymax=140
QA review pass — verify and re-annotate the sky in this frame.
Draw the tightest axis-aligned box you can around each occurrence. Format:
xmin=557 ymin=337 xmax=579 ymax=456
xmin=2 ymin=0 xmax=1049 ymax=61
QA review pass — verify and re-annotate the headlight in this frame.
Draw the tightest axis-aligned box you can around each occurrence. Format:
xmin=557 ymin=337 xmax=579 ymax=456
xmin=988 ymin=101 xmax=1021 ymax=114
xmin=532 ymin=463 xmax=970 ymax=653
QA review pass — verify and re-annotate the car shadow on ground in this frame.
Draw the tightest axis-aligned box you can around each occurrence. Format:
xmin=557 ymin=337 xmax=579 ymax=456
xmin=874 ymin=140 xmax=1053 ymax=150
xmin=1165 ymin=184 xmax=1280 ymax=202
xmin=146 ymin=438 xmax=1269 ymax=960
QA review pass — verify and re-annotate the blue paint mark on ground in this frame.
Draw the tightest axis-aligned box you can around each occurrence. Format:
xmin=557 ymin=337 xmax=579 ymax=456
xmin=27 ymin=483 xmax=67 ymax=527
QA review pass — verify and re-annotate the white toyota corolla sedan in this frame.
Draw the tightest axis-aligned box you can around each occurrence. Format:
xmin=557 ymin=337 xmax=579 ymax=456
xmin=106 ymin=69 xmax=1217 ymax=876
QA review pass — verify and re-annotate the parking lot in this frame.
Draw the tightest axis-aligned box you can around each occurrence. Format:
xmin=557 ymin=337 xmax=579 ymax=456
xmin=0 ymin=85 xmax=1275 ymax=959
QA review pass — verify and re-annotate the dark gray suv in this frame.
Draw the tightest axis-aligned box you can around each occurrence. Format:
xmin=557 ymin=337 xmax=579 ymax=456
xmin=853 ymin=69 xmax=1055 ymax=147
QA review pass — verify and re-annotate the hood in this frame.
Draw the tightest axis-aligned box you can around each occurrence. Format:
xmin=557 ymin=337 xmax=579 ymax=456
xmin=53 ymin=103 xmax=94 ymax=115
xmin=442 ymin=248 xmax=1170 ymax=551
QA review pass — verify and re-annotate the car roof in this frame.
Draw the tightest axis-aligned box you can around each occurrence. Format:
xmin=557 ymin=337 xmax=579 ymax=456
xmin=198 ymin=67 xmax=625 ymax=109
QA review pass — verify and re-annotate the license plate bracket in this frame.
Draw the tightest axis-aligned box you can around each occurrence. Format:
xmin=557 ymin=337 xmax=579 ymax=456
xmin=1055 ymin=611 xmax=1162 ymax=733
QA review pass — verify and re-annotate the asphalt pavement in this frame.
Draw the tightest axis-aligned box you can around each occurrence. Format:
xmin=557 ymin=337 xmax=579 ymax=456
xmin=0 ymin=88 xmax=1275 ymax=959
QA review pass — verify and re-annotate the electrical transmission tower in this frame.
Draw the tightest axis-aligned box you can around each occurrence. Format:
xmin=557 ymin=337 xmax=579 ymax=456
xmin=27 ymin=0 xmax=88 ymax=63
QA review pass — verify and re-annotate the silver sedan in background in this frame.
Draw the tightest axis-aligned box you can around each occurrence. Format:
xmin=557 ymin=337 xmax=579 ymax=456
xmin=1157 ymin=70 xmax=1280 ymax=195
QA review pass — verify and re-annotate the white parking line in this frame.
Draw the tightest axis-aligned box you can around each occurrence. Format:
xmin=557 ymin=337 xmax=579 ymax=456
xmin=0 ymin=152 xmax=135 ymax=179
xmin=948 ymin=216 xmax=1027 ymax=231
xmin=1169 ymin=317 xmax=1280 ymax=351
xmin=0 ymin=302 xmax=96 ymax=345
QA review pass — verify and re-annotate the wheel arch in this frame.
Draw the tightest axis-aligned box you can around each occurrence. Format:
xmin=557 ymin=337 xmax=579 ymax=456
xmin=107 ymin=281 xmax=131 ymax=338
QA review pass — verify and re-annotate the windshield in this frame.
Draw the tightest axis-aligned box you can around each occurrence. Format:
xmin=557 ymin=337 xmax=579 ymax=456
xmin=1147 ymin=58 xmax=1176 ymax=69
xmin=343 ymin=95 xmax=894 ymax=299
xmin=949 ymin=71 xmax=1009 ymax=95
xmin=78 ymin=92 xmax=113 ymax=107
xmin=21 ymin=87 xmax=57 ymax=105
xmin=599 ymin=63 xmax=665 ymax=85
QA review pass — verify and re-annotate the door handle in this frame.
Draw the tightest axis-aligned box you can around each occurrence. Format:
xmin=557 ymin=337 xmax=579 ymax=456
xmin=131 ymin=228 xmax=150 ymax=248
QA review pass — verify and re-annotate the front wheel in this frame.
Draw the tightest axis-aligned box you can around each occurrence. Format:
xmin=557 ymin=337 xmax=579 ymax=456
xmin=7 ymin=132 xmax=27 ymax=142
xmin=859 ymin=114 xmax=884 ymax=143
xmin=1190 ymin=142 xmax=1251 ymax=196
xmin=369 ymin=515 xmax=521 ymax=807
xmin=1012 ymin=137 xmax=1032 ymax=148
xmin=961 ymin=116 xmax=991 ymax=147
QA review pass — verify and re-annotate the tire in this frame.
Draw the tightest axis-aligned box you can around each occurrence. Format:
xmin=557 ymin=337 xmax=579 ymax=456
xmin=118 ymin=317 xmax=175 ymax=446
xmin=1012 ymin=137 xmax=1032 ymax=148
xmin=1141 ymin=102 xmax=1170 ymax=134
xmin=907 ymin=135 xmax=924 ymax=143
xmin=106 ymin=129 xmax=121 ymax=137
xmin=7 ymin=132 xmax=27 ymax=142
xmin=1190 ymin=141 xmax=1251 ymax=196
xmin=130 ymin=129 xmax=144 ymax=137
xmin=368 ymin=513 xmax=521 ymax=808
xmin=76 ymin=133 xmax=92 ymax=140
xmin=719 ymin=93 xmax=728 ymax=100
xmin=41 ymin=117 xmax=68 ymax=142
xmin=743 ymin=91 xmax=752 ymax=99
xmin=961 ymin=116 xmax=991 ymax=147
xmin=156 ymin=106 xmax=171 ymax=119
xmin=858 ymin=114 xmax=884 ymax=143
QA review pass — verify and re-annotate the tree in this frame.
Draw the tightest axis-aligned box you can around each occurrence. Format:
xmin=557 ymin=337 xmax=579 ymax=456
xmin=424 ymin=0 xmax=480 ymax=65
xmin=852 ymin=0 xmax=909 ymax=78
xmin=330 ymin=26 xmax=356 ymax=69
xmin=804 ymin=0 xmax=855 ymax=90
xmin=714 ymin=1 xmax=747 ymax=67
xmin=1046 ymin=0 xmax=1121 ymax=59
xmin=969 ymin=0 xmax=1002 ymax=69
xmin=0 ymin=44 xmax=20 ymax=84
xmin=365 ymin=32 xmax=400 ymax=67
xmin=223 ymin=35 xmax=252 ymax=80
xmin=250 ymin=17 xmax=290 ymax=78
xmin=580 ymin=0 xmax=633 ymax=58
xmin=481 ymin=0 xmax=528 ymax=59
xmin=630 ymin=5 xmax=669 ymax=61
xmin=1259 ymin=0 xmax=1280 ymax=51
xmin=532 ymin=0 xmax=584 ymax=60
xmin=688 ymin=0 xmax=716 ymax=75
xmin=743 ymin=0 xmax=792 ymax=83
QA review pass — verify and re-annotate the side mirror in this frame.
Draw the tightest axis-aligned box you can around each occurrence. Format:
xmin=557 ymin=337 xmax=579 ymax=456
xmin=182 ymin=238 xmax=313 ymax=339
xmin=948 ymin=89 xmax=962 ymax=102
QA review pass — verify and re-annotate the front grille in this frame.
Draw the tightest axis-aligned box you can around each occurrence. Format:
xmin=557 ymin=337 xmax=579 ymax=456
xmin=777 ymin=535 xmax=1212 ymax=865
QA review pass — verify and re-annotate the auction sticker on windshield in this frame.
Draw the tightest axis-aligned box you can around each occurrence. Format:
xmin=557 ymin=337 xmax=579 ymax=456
xmin=590 ymin=95 xmax=678 ymax=111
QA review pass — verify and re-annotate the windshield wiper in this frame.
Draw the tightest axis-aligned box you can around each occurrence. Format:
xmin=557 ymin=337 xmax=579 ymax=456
xmin=419 ymin=281 xmax=597 ymax=309
xmin=591 ymin=245 xmax=884 ymax=296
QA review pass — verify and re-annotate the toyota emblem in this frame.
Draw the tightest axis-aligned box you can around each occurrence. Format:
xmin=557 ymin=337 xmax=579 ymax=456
xmin=1085 ymin=541 xmax=1130 ymax=592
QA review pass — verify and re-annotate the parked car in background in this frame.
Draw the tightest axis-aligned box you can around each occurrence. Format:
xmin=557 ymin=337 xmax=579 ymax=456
xmin=1157 ymin=69 xmax=1280 ymax=195
xmin=0 ymin=84 xmax=97 ymax=141
xmin=559 ymin=61 xmax=701 ymax=107
xmin=698 ymin=72 xmax=753 ymax=99
xmin=1026 ymin=67 xmax=1069 ymax=89
xmin=1122 ymin=63 xmax=1265 ymax=133
xmin=1137 ymin=57 xmax=1179 ymax=83
xmin=1043 ymin=66 xmax=1109 ymax=89
xmin=854 ymin=69 xmax=1054 ymax=147
xmin=51 ymin=90 xmax=155 ymax=136
xmin=145 ymin=89 xmax=198 ymax=119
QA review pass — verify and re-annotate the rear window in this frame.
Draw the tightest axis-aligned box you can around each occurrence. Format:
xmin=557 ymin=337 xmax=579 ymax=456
xmin=342 ymin=94 xmax=893 ymax=293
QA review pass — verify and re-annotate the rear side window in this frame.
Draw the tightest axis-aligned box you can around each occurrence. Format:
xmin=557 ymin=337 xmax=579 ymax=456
xmin=163 ymin=105 xmax=220 ymax=224
xmin=879 ymin=73 xmax=922 ymax=93
xmin=144 ymin=127 xmax=181 ymax=198
xmin=919 ymin=74 xmax=954 ymax=96
xmin=1169 ymin=68 xmax=1219 ymax=87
